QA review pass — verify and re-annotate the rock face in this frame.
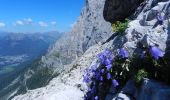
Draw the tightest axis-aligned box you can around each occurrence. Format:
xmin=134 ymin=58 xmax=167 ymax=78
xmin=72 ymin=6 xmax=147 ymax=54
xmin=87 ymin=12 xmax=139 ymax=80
xmin=12 ymin=43 xmax=113 ymax=100
xmin=24 ymin=1 xmax=113 ymax=92
xmin=122 ymin=0 xmax=170 ymax=56
xmin=12 ymin=0 xmax=170 ymax=100
xmin=44 ymin=0 xmax=112 ymax=67
xmin=109 ymin=78 xmax=170 ymax=100
xmin=11 ymin=0 xmax=113 ymax=97
xmin=103 ymin=0 xmax=144 ymax=23
xmin=137 ymin=79 xmax=170 ymax=100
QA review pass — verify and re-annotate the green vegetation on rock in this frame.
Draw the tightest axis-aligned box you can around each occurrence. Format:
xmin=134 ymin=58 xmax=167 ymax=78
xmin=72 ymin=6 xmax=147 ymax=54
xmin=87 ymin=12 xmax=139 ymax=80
xmin=135 ymin=69 xmax=148 ymax=86
xmin=111 ymin=19 xmax=129 ymax=33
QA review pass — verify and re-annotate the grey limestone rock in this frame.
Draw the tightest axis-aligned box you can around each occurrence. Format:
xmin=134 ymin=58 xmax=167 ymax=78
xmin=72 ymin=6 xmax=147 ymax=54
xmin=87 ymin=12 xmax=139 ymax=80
xmin=108 ymin=78 xmax=170 ymax=100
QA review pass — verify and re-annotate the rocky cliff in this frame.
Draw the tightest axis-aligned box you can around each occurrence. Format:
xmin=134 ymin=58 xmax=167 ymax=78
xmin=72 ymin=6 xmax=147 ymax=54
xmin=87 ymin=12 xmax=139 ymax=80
xmin=43 ymin=0 xmax=112 ymax=66
xmin=5 ymin=1 xmax=113 ymax=98
xmin=12 ymin=0 xmax=170 ymax=100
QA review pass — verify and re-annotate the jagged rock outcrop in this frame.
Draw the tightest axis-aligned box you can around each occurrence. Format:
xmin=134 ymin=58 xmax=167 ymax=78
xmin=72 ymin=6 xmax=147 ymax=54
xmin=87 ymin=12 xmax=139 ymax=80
xmin=43 ymin=0 xmax=112 ymax=67
xmin=12 ymin=0 xmax=170 ymax=100
xmin=105 ymin=0 xmax=170 ymax=99
xmin=103 ymin=0 xmax=144 ymax=23
xmin=121 ymin=0 xmax=170 ymax=56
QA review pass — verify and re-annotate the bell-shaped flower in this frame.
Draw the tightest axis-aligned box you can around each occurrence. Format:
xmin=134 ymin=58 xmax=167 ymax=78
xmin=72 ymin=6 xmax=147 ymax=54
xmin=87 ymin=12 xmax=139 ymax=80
xmin=100 ymin=76 xmax=103 ymax=81
xmin=107 ymin=73 xmax=112 ymax=80
xmin=112 ymin=79 xmax=119 ymax=87
xmin=104 ymin=58 xmax=112 ymax=65
xmin=106 ymin=64 xmax=112 ymax=70
xmin=95 ymin=96 xmax=98 ymax=100
xmin=103 ymin=49 xmax=112 ymax=56
xmin=83 ymin=75 xmax=91 ymax=83
xmin=119 ymin=48 xmax=129 ymax=58
xmin=149 ymin=46 xmax=165 ymax=60
xmin=97 ymin=53 xmax=105 ymax=64
xmin=157 ymin=13 xmax=164 ymax=22
xmin=100 ymin=69 xmax=105 ymax=73
xmin=91 ymin=86 xmax=96 ymax=94
xmin=95 ymin=71 xmax=101 ymax=80
xmin=97 ymin=49 xmax=114 ymax=65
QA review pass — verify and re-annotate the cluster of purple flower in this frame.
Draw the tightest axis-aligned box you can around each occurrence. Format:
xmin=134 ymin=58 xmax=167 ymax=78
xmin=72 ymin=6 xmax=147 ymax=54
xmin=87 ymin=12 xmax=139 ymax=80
xmin=97 ymin=49 xmax=114 ymax=66
xmin=119 ymin=48 xmax=129 ymax=59
xmin=84 ymin=48 xmax=129 ymax=100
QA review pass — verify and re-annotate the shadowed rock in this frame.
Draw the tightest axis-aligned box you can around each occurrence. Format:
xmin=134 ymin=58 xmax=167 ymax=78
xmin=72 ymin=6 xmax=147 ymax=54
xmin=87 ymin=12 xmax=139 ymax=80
xmin=103 ymin=0 xmax=144 ymax=23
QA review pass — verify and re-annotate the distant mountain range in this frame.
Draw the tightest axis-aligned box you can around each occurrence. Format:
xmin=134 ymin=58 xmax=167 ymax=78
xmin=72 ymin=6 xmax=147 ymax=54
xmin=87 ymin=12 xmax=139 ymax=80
xmin=0 ymin=31 xmax=62 ymax=67
xmin=0 ymin=31 xmax=62 ymax=100
xmin=0 ymin=32 xmax=62 ymax=56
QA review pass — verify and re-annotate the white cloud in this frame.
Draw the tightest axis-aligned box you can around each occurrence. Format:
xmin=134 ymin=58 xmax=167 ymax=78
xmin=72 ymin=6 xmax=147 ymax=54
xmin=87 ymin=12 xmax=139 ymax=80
xmin=14 ymin=18 xmax=33 ymax=26
xmin=0 ymin=22 xmax=5 ymax=27
xmin=15 ymin=20 xmax=24 ymax=25
xmin=51 ymin=21 xmax=57 ymax=25
xmin=38 ymin=21 xmax=48 ymax=27
xmin=24 ymin=18 xmax=33 ymax=24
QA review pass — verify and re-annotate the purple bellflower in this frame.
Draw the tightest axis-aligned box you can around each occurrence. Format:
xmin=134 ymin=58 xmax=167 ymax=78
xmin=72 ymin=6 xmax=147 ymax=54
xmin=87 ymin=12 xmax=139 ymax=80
xmin=83 ymin=75 xmax=91 ymax=83
xmin=106 ymin=64 xmax=112 ymax=70
xmin=149 ymin=46 xmax=165 ymax=60
xmin=157 ymin=15 xmax=164 ymax=21
xmin=107 ymin=73 xmax=112 ymax=80
xmin=112 ymin=79 xmax=119 ymax=87
xmin=119 ymin=48 xmax=129 ymax=58
xmin=100 ymin=76 xmax=103 ymax=81
xmin=97 ymin=53 xmax=105 ymax=64
xmin=95 ymin=71 xmax=101 ymax=80
xmin=97 ymin=49 xmax=114 ymax=65
xmin=156 ymin=13 xmax=164 ymax=25
xmin=100 ymin=69 xmax=105 ymax=73
xmin=95 ymin=96 xmax=98 ymax=100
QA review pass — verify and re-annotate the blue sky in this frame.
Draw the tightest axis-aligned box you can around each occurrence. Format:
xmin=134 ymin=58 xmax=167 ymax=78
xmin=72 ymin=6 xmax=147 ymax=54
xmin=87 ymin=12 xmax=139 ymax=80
xmin=0 ymin=0 xmax=84 ymax=33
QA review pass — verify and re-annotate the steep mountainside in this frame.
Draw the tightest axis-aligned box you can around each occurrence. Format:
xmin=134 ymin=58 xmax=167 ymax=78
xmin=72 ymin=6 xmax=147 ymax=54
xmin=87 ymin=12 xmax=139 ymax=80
xmin=4 ymin=0 xmax=113 ymax=99
xmin=42 ymin=0 xmax=112 ymax=66
xmin=13 ymin=0 xmax=170 ymax=100
xmin=0 ymin=32 xmax=62 ymax=100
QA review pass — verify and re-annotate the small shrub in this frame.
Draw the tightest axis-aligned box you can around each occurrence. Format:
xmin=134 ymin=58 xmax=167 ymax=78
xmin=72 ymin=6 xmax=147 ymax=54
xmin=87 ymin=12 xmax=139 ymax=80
xmin=135 ymin=69 xmax=148 ymax=86
xmin=112 ymin=19 xmax=129 ymax=33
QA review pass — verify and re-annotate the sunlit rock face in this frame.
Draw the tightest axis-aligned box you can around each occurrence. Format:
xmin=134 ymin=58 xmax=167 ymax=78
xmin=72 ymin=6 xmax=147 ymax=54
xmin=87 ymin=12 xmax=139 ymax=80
xmin=42 ymin=0 xmax=112 ymax=67
xmin=103 ymin=0 xmax=144 ymax=23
